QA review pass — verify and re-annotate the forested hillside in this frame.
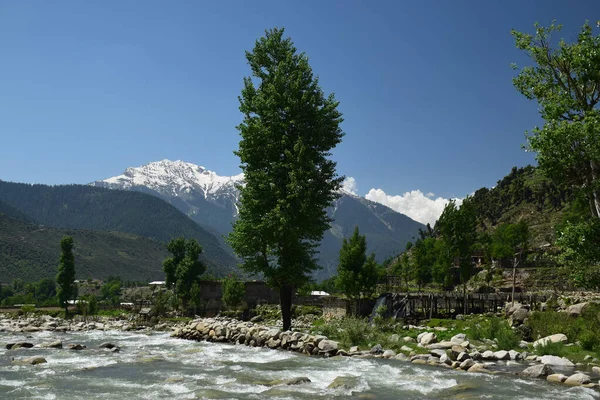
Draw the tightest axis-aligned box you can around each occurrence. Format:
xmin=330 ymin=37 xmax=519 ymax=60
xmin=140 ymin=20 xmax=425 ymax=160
xmin=0 ymin=181 xmax=237 ymax=275
xmin=469 ymin=165 xmax=575 ymax=246
xmin=0 ymin=214 xmax=169 ymax=283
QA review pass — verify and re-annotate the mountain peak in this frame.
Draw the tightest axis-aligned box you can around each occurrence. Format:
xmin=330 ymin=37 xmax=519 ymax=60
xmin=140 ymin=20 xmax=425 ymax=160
xmin=98 ymin=159 xmax=243 ymax=198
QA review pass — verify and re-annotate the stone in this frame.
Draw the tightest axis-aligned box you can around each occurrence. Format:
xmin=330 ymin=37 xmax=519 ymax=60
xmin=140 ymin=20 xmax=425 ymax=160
xmin=566 ymin=302 xmax=588 ymax=317
xmin=318 ymin=340 xmax=338 ymax=353
xmin=546 ymin=374 xmax=567 ymax=383
xmin=388 ymin=334 xmax=400 ymax=343
xmin=327 ymin=376 xmax=358 ymax=390
xmin=521 ymin=364 xmax=554 ymax=378
xmin=455 ymin=314 xmax=464 ymax=320
xmin=411 ymin=359 xmax=427 ymax=365
xmin=419 ymin=332 xmax=437 ymax=346
xmin=393 ymin=353 xmax=409 ymax=361
xmin=440 ymin=353 xmax=451 ymax=365
xmin=266 ymin=338 xmax=281 ymax=349
xmin=482 ymin=350 xmax=496 ymax=360
xmin=403 ymin=336 xmax=416 ymax=343
xmin=68 ymin=343 xmax=86 ymax=351
xmin=539 ymin=355 xmax=575 ymax=367
xmin=382 ymin=350 xmax=396 ymax=359
xmin=400 ymin=345 xmax=412 ymax=353
xmin=426 ymin=341 xmax=455 ymax=350
xmin=370 ymin=344 xmax=383 ymax=354
xmin=470 ymin=350 xmax=482 ymax=361
xmin=512 ymin=308 xmax=529 ymax=323
xmin=564 ymin=373 xmax=591 ymax=386
xmin=283 ymin=377 xmax=311 ymax=385
xmin=450 ymin=345 xmax=466 ymax=361
xmin=493 ymin=350 xmax=510 ymax=361
xmin=99 ymin=342 xmax=117 ymax=349
xmin=533 ymin=334 xmax=568 ymax=348
xmin=592 ymin=366 xmax=600 ymax=375
xmin=429 ymin=349 xmax=446 ymax=359
xmin=508 ymin=350 xmax=521 ymax=360
xmin=460 ymin=359 xmax=476 ymax=370
xmin=19 ymin=356 xmax=47 ymax=365
xmin=6 ymin=342 xmax=34 ymax=350
xmin=40 ymin=340 xmax=62 ymax=349
xmin=349 ymin=346 xmax=360 ymax=353
xmin=467 ymin=363 xmax=490 ymax=373
xmin=457 ymin=352 xmax=471 ymax=362
xmin=450 ymin=333 xmax=466 ymax=343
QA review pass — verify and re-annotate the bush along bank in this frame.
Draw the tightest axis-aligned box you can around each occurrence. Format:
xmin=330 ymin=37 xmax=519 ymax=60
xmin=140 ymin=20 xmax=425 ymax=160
xmin=172 ymin=315 xmax=600 ymax=391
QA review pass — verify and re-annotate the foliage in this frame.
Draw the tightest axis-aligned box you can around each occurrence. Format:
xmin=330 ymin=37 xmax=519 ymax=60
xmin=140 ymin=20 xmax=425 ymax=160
xmin=56 ymin=236 xmax=76 ymax=315
xmin=101 ymin=277 xmax=122 ymax=306
xmin=534 ymin=340 xmax=565 ymax=356
xmin=163 ymin=237 xmax=206 ymax=308
xmin=555 ymin=219 xmax=600 ymax=288
xmin=437 ymin=199 xmax=478 ymax=285
xmin=512 ymin=21 xmax=600 ymax=218
xmin=336 ymin=227 xmax=379 ymax=300
xmin=189 ymin=280 xmax=202 ymax=315
xmin=0 ymin=180 xmax=237 ymax=275
xmin=228 ymin=28 xmax=344 ymax=331
xmin=221 ymin=275 xmax=246 ymax=309
xmin=470 ymin=316 xmax=521 ymax=349
xmin=527 ymin=304 xmax=600 ymax=353
xmin=490 ymin=221 xmax=530 ymax=261
xmin=76 ymin=295 xmax=98 ymax=317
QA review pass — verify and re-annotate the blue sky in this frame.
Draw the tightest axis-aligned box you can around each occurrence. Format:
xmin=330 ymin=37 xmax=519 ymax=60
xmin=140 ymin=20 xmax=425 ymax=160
xmin=1 ymin=1 xmax=599 ymax=224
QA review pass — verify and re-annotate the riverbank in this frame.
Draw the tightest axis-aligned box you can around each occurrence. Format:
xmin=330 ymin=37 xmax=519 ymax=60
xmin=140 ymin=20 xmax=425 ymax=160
xmin=173 ymin=315 xmax=600 ymax=392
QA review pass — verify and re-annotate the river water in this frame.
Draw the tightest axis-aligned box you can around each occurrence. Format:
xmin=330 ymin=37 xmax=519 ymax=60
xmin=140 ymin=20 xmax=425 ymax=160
xmin=1 ymin=330 xmax=599 ymax=399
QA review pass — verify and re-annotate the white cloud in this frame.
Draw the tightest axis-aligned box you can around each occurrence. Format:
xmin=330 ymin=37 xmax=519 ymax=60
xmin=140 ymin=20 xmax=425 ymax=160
xmin=365 ymin=188 xmax=463 ymax=226
xmin=341 ymin=176 xmax=358 ymax=195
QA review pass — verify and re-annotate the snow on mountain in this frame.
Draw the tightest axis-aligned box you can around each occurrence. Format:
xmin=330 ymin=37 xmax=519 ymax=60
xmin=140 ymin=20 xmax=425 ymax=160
xmin=102 ymin=159 xmax=243 ymax=201
xmin=93 ymin=159 xmax=425 ymax=280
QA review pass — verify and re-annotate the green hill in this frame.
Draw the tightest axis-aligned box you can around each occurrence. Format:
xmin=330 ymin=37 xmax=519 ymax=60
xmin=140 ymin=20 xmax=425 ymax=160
xmin=0 ymin=180 xmax=237 ymax=275
xmin=0 ymin=214 xmax=170 ymax=283
xmin=469 ymin=165 xmax=574 ymax=247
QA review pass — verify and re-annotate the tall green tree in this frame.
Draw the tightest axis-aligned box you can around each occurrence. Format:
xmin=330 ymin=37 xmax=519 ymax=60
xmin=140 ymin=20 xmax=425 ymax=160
xmin=411 ymin=237 xmax=435 ymax=291
xmin=336 ymin=227 xmax=379 ymax=304
xmin=221 ymin=274 xmax=246 ymax=310
xmin=437 ymin=199 xmax=477 ymax=310
xmin=163 ymin=237 xmax=206 ymax=310
xmin=512 ymin=21 xmax=600 ymax=218
xmin=556 ymin=219 xmax=600 ymax=289
xmin=228 ymin=28 xmax=344 ymax=331
xmin=490 ymin=221 xmax=530 ymax=305
xmin=56 ymin=236 xmax=76 ymax=317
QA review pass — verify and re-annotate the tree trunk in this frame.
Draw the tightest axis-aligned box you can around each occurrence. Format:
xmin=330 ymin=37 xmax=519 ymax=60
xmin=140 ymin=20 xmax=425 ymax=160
xmin=511 ymin=256 xmax=519 ymax=307
xmin=279 ymin=285 xmax=293 ymax=331
xmin=589 ymin=161 xmax=600 ymax=218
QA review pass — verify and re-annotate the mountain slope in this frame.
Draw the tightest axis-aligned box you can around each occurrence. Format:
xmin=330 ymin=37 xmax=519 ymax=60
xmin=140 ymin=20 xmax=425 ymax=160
xmin=93 ymin=160 xmax=425 ymax=280
xmin=0 ymin=180 xmax=237 ymax=275
xmin=0 ymin=214 xmax=169 ymax=283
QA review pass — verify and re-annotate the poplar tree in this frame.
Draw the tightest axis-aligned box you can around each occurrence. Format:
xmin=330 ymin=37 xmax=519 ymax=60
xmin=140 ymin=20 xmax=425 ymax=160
xmin=56 ymin=236 xmax=75 ymax=317
xmin=228 ymin=28 xmax=344 ymax=331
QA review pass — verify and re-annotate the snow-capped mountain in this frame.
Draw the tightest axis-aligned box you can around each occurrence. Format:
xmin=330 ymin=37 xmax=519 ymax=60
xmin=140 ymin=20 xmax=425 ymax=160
xmin=93 ymin=159 xmax=425 ymax=280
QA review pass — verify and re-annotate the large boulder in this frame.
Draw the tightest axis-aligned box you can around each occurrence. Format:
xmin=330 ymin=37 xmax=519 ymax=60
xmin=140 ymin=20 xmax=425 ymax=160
xmin=493 ymin=350 xmax=510 ymax=361
xmin=419 ymin=332 xmax=437 ymax=346
xmin=539 ymin=355 xmax=575 ymax=367
xmin=40 ymin=340 xmax=62 ymax=349
xmin=13 ymin=356 xmax=47 ymax=365
xmin=533 ymin=334 xmax=567 ymax=348
xmin=327 ymin=376 xmax=358 ymax=390
xmin=426 ymin=341 xmax=455 ymax=350
xmin=317 ymin=340 xmax=338 ymax=354
xmin=521 ymin=364 xmax=554 ymax=378
xmin=564 ymin=373 xmax=591 ymax=386
xmin=546 ymin=374 xmax=568 ymax=383
xmin=566 ymin=302 xmax=588 ymax=317
xmin=451 ymin=333 xmax=466 ymax=343
xmin=6 ymin=342 xmax=34 ymax=350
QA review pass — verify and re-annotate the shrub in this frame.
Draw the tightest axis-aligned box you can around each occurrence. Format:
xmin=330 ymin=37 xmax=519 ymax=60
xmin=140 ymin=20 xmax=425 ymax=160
xmin=534 ymin=340 xmax=565 ymax=356
xmin=579 ymin=330 xmax=599 ymax=351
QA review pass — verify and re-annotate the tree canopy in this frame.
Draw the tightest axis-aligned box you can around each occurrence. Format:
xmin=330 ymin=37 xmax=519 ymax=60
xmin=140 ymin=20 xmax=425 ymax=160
xmin=228 ymin=28 xmax=344 ymax=331
xmin=163 ymin=237 xmax=206 ymax=310
xmin=512 ymin=21 xmax=600 ymax=218
xmin=56 ymin=236 xmax=76 ymax=316
xmin=336 ymin=227 xmax=379 ymax=301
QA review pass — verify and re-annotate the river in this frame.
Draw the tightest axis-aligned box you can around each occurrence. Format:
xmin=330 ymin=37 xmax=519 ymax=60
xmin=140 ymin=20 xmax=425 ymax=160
xmin=1 ymin=329 xmax=598 ymax=399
